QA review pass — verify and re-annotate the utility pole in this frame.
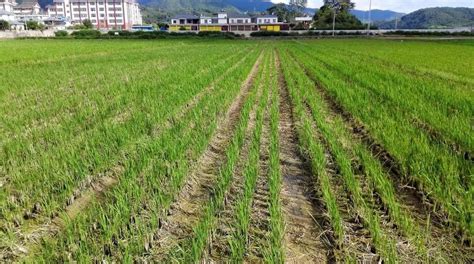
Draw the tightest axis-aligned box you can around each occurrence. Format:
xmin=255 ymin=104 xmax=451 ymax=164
xmin=367 ymin=0 xmax=372 ymax=36
xmin=328 ymin=0 xmax=340 ymax=37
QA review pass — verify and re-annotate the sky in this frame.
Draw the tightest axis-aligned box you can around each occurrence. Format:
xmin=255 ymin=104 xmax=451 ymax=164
xmin=271 ymin=0 xmax=474 ymax=13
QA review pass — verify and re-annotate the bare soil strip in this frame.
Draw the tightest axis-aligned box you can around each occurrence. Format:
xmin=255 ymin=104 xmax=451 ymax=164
xmin=287 ymin=51 xmax=445 ymax=228
xmin=292 ymin=47 xmax=471 ymax=164
xmin=157 ymin=49 xmax=254 ymax=136
xmin=276 ymin=54 xmax=333 ymax=263
xmin=2 ymin=52 xmax=259 ymax=263
xmin=205 ymin=69 xmax=265 ymax=262
xmin=2 ymin=165 xmax=123 ymax=261
xmin=147 ymin=53 xmax=263 ymax=260
xmin=244 ymin=74 xmax=274 ymax=263
xmin=289 ymin=53 xmax=469 ymax=261
xmin=303 ymin=102 xmax=377 ymax=262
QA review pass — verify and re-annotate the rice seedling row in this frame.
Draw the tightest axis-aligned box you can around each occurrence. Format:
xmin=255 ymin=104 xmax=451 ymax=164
xmin=1 ymin=39 xmax=472 ymax=263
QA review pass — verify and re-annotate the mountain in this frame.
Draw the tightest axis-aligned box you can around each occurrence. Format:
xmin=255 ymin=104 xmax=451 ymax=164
xmin=140 ymin=0 xmax=274 ymax=12
xmin=378 ymin=7 xmax=474 ymax=29
xmin=350 ymin=9 xmax=405 ymax=23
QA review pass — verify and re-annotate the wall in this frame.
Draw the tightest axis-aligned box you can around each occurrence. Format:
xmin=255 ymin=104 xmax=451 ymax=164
xmin=0 ymin=30 xmax=56 ymax=39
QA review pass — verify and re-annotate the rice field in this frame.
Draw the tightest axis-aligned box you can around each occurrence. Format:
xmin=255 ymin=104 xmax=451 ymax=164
xmin=0 ymin=39 xmax=472 ymax=263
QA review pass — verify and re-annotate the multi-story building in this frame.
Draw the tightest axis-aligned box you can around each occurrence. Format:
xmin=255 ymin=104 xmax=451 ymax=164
xmin=0 ymin=0 xmax=16 ymax=12
xmin=169 ymin=14 xmax=199 ymax=31
xmin=47 ymin=0 xmax=142 ymax=30
xmin=170 ymin=12 xmax=285 ymax=32
xmin=13 ymin=0 xmax=40 ymax=15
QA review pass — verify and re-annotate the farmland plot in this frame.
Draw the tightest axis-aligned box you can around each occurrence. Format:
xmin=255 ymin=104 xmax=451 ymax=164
xmin=0 ymin=39 xmax=472 ymax=263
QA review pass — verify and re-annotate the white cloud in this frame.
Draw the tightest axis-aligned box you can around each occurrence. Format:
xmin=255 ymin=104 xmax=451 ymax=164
xmin=271 ymin=0 xmax=474 ymax=12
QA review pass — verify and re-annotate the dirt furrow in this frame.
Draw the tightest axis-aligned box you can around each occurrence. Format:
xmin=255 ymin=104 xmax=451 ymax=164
xmin=0 ymin=165 xmax=124 ymax=261
xmin=147 ymin=53 xmax=263 ymax=261
xmin=157 ymin=49 xmax=254 ymax=136
xmin=244 ymin=76 xmax=274 ymax=263
xmin=277 ymin=57 xmax=333 ymax=263
xmin=287 ymin=51 xmax=448 ymax=230
xmin=289 ymin=53 xmax=469 ymax=262
xmin=205 ymin=69 xmax=265 ymax=262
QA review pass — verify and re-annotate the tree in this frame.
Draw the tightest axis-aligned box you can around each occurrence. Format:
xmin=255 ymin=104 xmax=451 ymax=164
xmin=313 ymin=0 xmax=364 ymax=29
xmin=82 ymin=19 xmax=93 ymax=29
xmin=0 ymin=20 xmax=10 ymax=31
xmin=267 ymin=3 xmax=304 ymax=23
xmin=26 ymin=20 xmax=40 ymax=30
xmin=289 ymin=0 xmax=308 ymax=11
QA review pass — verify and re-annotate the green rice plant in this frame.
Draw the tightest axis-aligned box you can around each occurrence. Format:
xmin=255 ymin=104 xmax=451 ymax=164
xmin=263 ymin=50 xmax=284 ymax=264
xmin=164 ymin=51 xmax=266 ymax=263
xmin=287 ymin=43 xmax=473 ymax=239
xmin=228 ymin=50 xmax=271 ymax=262
xmin=279 ymin=48 xmax=399 ymax=263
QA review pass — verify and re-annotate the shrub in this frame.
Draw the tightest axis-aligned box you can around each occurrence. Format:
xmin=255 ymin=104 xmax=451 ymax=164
xmin=0 ymin=20 xmax=9 ymax=31
xmin=71 ymin=29 xmax=101 ymax=38
xmin=26 ymin=21 xmax=40 ymax=30
xmin=55 ymin=30 xmax=69 ymax=37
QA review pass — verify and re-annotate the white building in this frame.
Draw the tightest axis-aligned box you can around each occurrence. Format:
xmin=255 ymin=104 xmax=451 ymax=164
xmin=255 ymin=15 xmax=278 ymax=25
xmin=47 ymin=0 xmax=142 ymax=30
xmin=170 ymin=12 xmax=285 ymax=32
xmin=13 ymin=0 xmax=40 ymax=15
xmin=0 ymin=0 xmax=16 ymax=12
xmin=0 ymin=9 xmax=14 ymax=20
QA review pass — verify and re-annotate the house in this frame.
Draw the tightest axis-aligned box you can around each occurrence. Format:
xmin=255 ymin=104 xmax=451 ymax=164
xmin=43 ymin=16 xmax=70 ymax=29
xmin=199 ymin=12 xmax=231 ymax=32
xmin=228 ymin=13 xmax=257 ymax=31
xmin=255 ymin=15 xmax=278 ymax=25
xmin=170 ymin=14 xmax=199 ymax=31
xmin=294 ymin=16 xmax=312 ymax=29
xmin=0 ymin=9 xmax=15 ymax=21
xmin=13 ymin=0 xmax=41 ymax=15
xmin=254 ymin=15 xmax=287 ymax=31
xmin=9 ymin=19 xmax=24 ymax=30
xmin=169 ymin=12 xmax=287 ymax=33
xmin=0 ymin=0 xmax=16 ymax=12
xmin=47 ymin=0 xmax=142 ymax=30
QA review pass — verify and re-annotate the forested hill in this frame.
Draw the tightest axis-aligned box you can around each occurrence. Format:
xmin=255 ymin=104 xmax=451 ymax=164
xmin=379 ymin=7 xmax=474 ymax=29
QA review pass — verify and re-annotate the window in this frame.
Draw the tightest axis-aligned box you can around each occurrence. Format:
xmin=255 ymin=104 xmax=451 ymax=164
xmin=99 ymin=7 xmax=104 ymax=11
xmin=91 ymin=13 xmax=96 ymax=17
xmin=98 ymin=2 xmax=103 ymax=5
xmin=90 ymin=8 xmax=95 ymax=11
xmin=91 ymin=19 xmax=96 ymax=23
xmin=57 ymin=8 xmax=63 ymax=12
xmin=273 ymin=19 xmax=276 ymax=23
xmin=116 ymin=19 xmax=122 ymax=23
xmin=100 ymin=13 xmax=105 ymax=17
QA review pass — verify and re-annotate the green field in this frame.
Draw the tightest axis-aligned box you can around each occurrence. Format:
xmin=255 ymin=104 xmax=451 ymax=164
xmin=0 ymin=39 xmax=472 ymax=263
